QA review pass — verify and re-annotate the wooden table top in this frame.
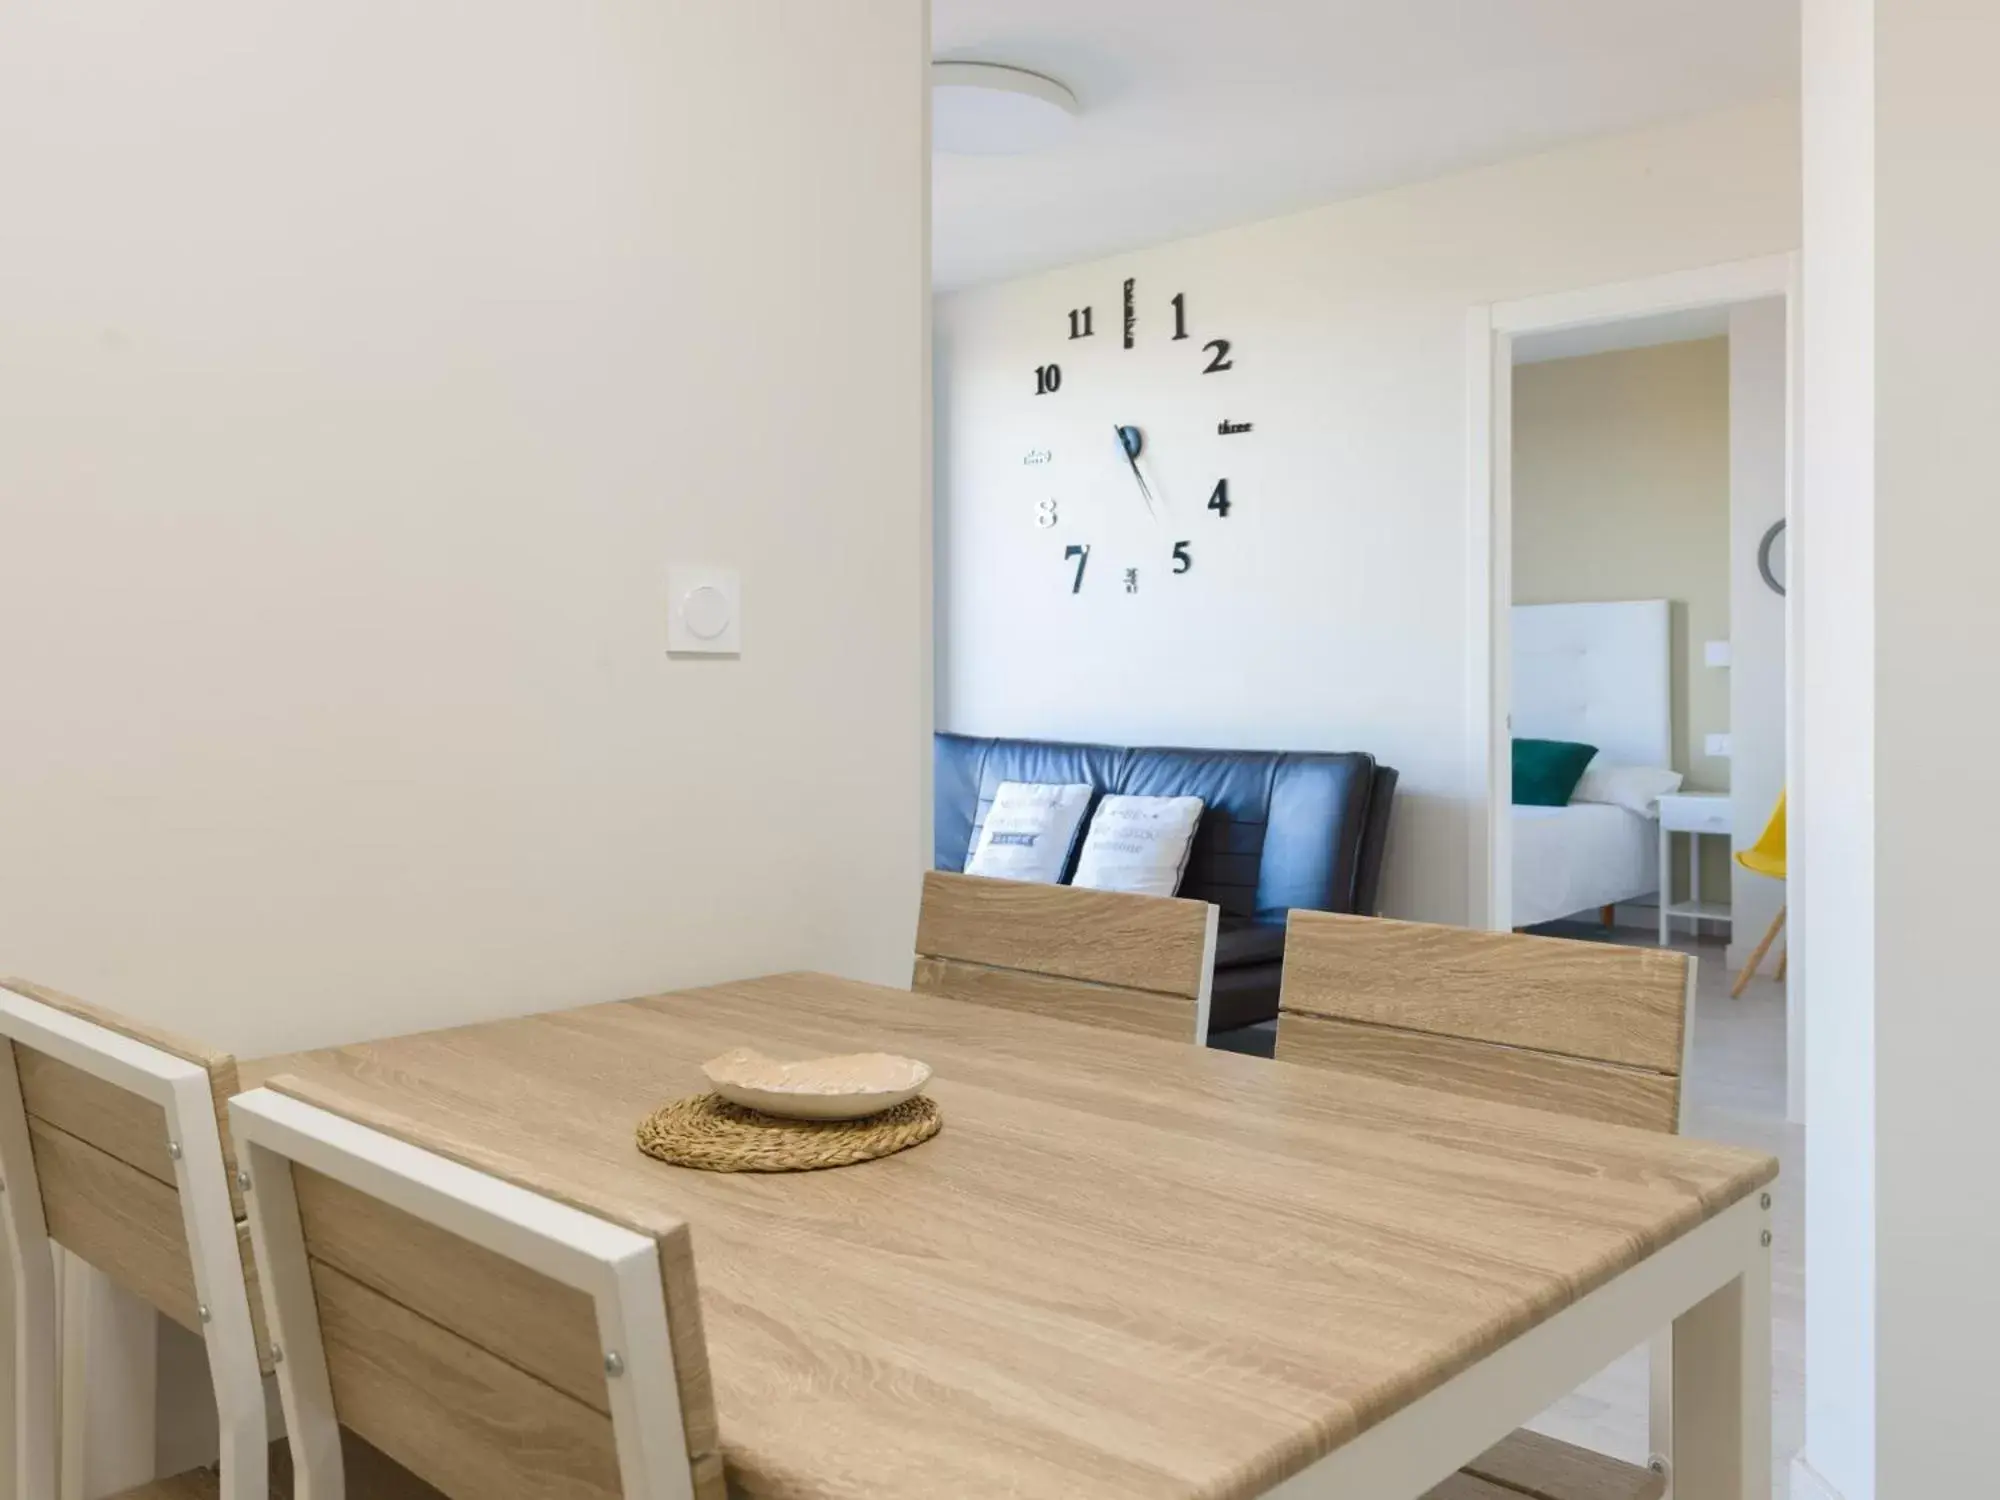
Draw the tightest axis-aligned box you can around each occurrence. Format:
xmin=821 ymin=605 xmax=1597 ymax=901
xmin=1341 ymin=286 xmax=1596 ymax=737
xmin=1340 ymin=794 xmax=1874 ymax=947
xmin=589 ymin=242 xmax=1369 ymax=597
xmin=249 ymin=972 xmax=1776 ymax=1500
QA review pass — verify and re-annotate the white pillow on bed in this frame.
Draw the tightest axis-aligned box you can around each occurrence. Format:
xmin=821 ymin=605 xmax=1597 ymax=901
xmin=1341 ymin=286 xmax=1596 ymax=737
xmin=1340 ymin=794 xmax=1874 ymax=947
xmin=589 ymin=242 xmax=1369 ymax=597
xmin=1571 ymin=759 xmax=1683 ymax=817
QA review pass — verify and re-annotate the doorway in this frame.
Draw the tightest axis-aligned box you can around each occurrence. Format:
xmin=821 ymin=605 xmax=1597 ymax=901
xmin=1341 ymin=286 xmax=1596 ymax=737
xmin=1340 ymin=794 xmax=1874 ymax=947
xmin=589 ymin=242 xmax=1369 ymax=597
xmin=1466 ymin=255 xmax=1804 ymax=1490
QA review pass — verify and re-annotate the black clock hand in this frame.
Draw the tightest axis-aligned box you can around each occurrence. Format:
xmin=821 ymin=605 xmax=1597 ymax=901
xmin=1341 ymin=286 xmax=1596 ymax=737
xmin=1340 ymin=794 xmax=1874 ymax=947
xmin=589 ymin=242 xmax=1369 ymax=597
xmin=1114 ymin=425 xmax=1156 ymax=518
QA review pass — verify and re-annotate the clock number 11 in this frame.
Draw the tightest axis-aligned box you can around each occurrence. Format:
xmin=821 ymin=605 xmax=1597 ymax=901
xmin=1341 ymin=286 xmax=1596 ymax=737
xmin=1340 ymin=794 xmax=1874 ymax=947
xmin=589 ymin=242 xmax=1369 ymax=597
xmin=1067 ymin=307 xmax=1094 ymax=339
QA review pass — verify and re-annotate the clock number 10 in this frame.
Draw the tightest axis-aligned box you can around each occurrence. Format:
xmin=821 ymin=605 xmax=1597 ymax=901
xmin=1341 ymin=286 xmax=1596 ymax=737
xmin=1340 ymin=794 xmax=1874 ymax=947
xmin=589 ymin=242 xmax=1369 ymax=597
xmin=1035 ymin=363 xmax=1062 ymax=396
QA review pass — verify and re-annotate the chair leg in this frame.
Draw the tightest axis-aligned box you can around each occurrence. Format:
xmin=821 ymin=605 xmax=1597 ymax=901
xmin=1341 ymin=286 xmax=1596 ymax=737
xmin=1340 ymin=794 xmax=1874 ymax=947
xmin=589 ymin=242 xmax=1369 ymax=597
xmin=1774 ymin=946 xmax=1788 ymax=983
xmin=0 ymin=1052 xmax=59 ymax=1500
xmin=1731 ymin=905 xmax=1787 ymax=999
xmin=1600 ymin=904 xmax=1616 ymax=930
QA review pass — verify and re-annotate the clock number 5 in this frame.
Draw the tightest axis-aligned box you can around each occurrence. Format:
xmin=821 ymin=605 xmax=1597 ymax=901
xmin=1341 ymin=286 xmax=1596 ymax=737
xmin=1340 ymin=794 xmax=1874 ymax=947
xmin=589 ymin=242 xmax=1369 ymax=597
xmin=1207 ymin=479 xmax=1231 ymax=518
xmin=1065 ymin=543 xmax=1091 ymax=594
xmin=1172 ymin=541 xmax=1193 ymax=574
xmin=1035 ymin=363 xmax=1062 ymax=395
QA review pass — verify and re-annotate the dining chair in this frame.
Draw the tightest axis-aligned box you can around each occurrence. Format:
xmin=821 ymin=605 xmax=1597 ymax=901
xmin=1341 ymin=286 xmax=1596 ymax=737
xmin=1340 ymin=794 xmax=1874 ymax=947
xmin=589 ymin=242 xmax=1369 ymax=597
xmin=1730 ymin=790 xmax=1788 ymax=999
xmin=230 ymin=1079 xmax=725 ymax=1500
xmin=1274 ymin=914 xmax=1695 ymax=1500
xmin=911 ymin=870 xmax=1220 ymax=1044
xmin=0 ymin=979 xmax=267 ymax=1500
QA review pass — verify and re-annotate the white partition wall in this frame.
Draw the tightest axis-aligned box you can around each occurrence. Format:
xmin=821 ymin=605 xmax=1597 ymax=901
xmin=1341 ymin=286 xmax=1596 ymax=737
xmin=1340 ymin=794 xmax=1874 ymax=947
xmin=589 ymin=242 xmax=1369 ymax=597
xmin=1801 ymin=1 xmax=2000 ymax=1496
xmin=0 ymin=1 xmax=931 ymax=1059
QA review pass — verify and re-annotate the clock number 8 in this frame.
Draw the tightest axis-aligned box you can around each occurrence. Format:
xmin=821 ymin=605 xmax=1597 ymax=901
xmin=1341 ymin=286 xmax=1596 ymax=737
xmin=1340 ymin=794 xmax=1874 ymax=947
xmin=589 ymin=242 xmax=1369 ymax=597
xmin=1036 ymin=498 xmax=1058 ymax=529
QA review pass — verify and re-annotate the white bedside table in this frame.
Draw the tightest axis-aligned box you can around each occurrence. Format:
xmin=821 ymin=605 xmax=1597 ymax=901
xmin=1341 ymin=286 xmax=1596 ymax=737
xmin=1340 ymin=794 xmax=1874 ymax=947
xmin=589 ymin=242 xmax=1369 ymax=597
xmin=1657 ymin=792 xmax=1733 ymax=946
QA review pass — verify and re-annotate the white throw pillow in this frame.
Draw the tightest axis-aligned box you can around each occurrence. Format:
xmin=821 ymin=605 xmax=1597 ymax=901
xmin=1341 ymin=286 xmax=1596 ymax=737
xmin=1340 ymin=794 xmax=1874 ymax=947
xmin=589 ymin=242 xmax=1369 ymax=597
xmin=1070 ymin=795 xmax=1204 ymax=897
xmin=1572 ymin=759 xmax=1684 ymax=818
xmin=963 ymin=782 xmax=1094 ymax=884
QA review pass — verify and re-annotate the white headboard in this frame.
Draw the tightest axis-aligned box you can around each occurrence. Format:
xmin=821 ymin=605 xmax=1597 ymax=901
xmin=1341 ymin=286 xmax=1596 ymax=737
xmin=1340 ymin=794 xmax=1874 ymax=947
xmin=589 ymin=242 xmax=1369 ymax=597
xmin=1512 ymin=600 xmax=1672 ymax=768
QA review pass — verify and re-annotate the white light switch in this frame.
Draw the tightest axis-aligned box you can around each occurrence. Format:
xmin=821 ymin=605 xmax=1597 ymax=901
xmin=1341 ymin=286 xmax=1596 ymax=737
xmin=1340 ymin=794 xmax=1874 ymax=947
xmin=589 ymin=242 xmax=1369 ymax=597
xmin=1705 ymin=639 xmax=1732 ymax=668
xmin=1706 ymin=733 xmax=1732 ymax=758
xmin=667 ymin=567 xmax=741 ymax=655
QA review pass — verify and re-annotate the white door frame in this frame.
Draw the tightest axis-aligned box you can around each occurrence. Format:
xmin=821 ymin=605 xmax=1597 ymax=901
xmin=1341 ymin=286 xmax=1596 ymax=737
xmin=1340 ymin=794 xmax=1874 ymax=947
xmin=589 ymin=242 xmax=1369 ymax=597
xmin=1465 ymin=251 xmax=1805 ymax=1120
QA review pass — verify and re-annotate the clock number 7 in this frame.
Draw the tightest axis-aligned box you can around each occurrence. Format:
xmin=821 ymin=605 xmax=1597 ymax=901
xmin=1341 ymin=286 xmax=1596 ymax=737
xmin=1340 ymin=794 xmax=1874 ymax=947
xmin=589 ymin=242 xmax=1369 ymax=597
xmin=1207 ymin=479 xmax=1231 ymax=517
xmin=1064 ymin=543 xmax=1091 ymax=594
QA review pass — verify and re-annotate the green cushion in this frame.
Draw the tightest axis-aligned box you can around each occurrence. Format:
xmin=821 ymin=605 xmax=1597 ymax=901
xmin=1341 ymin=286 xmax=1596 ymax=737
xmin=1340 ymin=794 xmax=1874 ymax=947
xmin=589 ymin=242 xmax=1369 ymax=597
xmin=1512 ymin=738 xmax=1598 ymax=807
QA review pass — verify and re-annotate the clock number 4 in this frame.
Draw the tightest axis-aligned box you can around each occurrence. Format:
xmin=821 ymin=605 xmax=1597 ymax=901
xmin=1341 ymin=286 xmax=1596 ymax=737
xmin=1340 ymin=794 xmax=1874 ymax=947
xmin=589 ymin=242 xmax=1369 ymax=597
xmin=1064 ymin=543 xmax=1091 ymax=594
xmin=1067 ymin=307 xmax=1094 ymax=339
xmin=1172 ymin=541 xmax=1193 ymax=575
xmin=1035 ymin=363 xmax=1062 ymax=395
xmin=1207 ymin=479 xmax=1231 ymax=518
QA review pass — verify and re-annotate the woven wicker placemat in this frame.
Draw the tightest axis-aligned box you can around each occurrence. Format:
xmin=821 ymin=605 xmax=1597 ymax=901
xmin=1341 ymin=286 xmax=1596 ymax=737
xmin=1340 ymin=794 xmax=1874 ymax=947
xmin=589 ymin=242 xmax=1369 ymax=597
xmin=635 ymin=1092 xmax=941 ymax=1173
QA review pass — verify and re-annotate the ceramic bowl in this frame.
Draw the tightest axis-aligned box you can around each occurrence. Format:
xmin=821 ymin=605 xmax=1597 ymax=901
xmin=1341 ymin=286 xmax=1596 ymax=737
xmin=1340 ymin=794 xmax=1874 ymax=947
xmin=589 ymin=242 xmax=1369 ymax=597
xmin=701 ymin=1047 xmax=932 ymax=1121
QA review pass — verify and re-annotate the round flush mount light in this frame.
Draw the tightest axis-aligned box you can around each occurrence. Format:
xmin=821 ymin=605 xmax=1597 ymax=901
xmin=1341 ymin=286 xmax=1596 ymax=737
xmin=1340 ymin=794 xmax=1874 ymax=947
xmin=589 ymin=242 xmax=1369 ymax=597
xmin=931 ymin=62 xmax=1078 ymax=156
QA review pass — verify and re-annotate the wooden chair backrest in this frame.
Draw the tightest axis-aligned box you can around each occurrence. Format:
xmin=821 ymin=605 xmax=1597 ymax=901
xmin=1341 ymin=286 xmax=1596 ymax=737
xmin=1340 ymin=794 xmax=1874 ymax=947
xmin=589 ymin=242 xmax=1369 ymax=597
xmin=0 ymin=979 xmax=258 ymax=1334
xmin=1274 ymin=914 xmax=1693 ymax=1133
xmin=238 ymin=1075 xmax=723 ymax=1500
xmin=912 ymin=871 xmax=1220 ymax=1044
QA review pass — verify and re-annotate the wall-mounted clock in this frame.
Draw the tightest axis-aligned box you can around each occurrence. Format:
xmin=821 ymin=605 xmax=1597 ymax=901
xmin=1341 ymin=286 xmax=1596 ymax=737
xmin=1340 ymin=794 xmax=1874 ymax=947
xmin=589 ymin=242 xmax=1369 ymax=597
xmin=1027 ymin=279 xmax=1248 ymax=596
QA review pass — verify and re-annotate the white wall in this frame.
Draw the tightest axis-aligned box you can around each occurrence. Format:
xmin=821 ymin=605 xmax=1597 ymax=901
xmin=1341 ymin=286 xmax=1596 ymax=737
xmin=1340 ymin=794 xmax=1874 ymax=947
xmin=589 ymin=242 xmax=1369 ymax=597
xmin=1728 ymin=300 xmax=1788 ymax=972
xmin=0 ymin=0 xmax=932 ymax=1060
xmin=935 ymin=100 xmax=1799 ymax=919
xmin=1872 ymin=2 xmax=2000 ymax=1495
xmin=1799 ymin=1 xmax=1877 ymax=1495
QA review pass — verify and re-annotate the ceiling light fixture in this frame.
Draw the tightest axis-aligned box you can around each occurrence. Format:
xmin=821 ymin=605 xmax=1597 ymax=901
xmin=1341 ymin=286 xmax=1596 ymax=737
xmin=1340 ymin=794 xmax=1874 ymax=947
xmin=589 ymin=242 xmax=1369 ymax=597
xmin=931 ymin=62 xmax=1078 ymax=156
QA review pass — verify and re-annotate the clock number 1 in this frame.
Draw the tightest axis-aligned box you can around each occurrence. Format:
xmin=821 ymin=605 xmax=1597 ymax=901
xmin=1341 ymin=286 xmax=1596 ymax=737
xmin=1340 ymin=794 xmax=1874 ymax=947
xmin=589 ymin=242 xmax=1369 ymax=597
xmin=1065 ymin=543 xmax=1091 ymax=594
xmin=1067 ymin=307 xmax=1094 ymax=339
xmin=1207 ymin=479 xmax=1231 ymax=518
xmin=1171 ymin=293 xmax=1189 ymax=341
xmin=1035 ymin=363 xmax=1062 ymax=395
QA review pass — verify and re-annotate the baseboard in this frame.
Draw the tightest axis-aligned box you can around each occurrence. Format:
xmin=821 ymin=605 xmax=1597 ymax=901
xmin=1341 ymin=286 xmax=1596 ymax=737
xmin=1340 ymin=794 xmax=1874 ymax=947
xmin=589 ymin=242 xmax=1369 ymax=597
xmin=1790 ymin=1454 xmax=1850 ymax=1500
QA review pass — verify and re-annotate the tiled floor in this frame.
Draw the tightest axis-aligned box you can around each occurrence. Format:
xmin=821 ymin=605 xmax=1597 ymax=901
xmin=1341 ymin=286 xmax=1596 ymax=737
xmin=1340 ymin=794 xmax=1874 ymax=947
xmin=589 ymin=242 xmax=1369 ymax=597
xmin=1522 ymin=924 xmax=1801 ymax=1498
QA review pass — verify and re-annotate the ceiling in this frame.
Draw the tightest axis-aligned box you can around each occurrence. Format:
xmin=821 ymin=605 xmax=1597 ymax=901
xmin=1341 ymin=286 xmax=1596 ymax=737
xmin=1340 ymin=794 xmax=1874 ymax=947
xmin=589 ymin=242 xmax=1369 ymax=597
xmin=931 ymin=0 xmax=1798 ymax=291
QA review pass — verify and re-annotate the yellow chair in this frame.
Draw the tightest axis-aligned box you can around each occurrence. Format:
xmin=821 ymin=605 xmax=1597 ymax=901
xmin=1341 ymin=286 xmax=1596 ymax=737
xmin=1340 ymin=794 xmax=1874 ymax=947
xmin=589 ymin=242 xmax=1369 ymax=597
xmin=1731 ymin=791 xmax=1787 ymax=998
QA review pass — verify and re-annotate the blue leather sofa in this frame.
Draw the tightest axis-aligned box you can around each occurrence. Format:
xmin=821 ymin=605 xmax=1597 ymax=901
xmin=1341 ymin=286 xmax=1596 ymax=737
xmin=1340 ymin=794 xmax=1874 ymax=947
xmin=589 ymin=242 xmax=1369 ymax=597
xmin=933 ymin=733 xmax=1398 ymax=1039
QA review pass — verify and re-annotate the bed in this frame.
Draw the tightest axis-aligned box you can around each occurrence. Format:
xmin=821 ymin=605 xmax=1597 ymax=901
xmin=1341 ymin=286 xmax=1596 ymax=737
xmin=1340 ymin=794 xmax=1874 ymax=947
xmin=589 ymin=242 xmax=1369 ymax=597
xmin=1510 ymin=600 xmax=1670 ymax=929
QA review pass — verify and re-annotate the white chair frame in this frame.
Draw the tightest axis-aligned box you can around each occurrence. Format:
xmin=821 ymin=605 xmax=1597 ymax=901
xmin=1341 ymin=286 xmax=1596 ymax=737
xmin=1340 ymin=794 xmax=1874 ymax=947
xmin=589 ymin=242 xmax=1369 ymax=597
xmin=230 ymin=1087 xmax=697 ymax=1500
xmin=1647 ymin=953 xmax=1701 ymax=1498
xmin=0 ymin=984 xmax=267 ymax=1500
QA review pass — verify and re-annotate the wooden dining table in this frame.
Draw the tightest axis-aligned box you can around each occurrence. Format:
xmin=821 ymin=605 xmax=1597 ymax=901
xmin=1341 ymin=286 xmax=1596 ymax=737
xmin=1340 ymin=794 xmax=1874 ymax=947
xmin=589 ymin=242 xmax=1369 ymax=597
xmin=246 ymin=970 xmax=1777 ymax=1500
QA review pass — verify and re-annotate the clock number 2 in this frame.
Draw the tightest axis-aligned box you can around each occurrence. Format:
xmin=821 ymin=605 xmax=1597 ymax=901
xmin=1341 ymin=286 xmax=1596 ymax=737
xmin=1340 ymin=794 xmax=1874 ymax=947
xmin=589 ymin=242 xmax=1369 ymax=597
xmin=1035 ymin=363 xmax=1062 ymax=395
xmin=1065 ymin=543 xmax=1091 ymax=594
xmin=1202 ymin=339 xmax=1234 ymax=374
xmin=1172 ymin=541 xmax=1193 ymax=574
